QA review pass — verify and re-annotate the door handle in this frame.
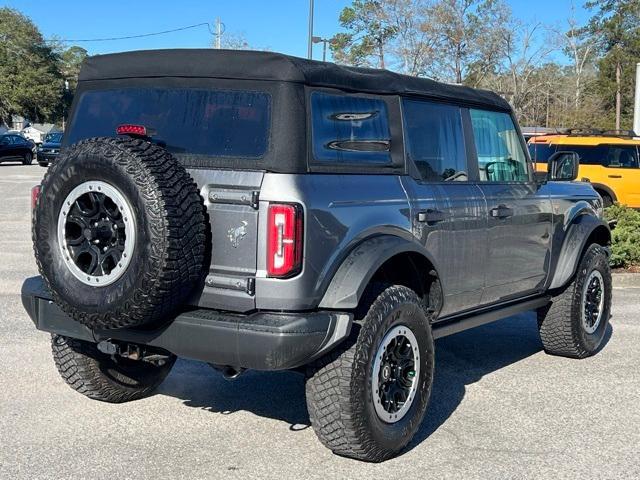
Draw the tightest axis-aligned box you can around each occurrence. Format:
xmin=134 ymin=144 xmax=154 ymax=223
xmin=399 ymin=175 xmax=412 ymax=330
xmin=417 ymin=209 xmax=447 ymax=224
xmin=490 ymin=205 xmax=514 ymax=219
xmin=608 ymin=174 xmax=622 ymax=178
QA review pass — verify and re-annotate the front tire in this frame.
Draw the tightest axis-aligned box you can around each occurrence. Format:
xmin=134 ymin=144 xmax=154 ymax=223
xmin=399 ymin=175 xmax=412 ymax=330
xmin=22 ymin=151 xmax=33 ymax=165
xmin=52 ymin=334 xmax=176 ymax=403
xmin=305 ymin=285 xmax=435 ymax=462
xmin=537 ymin=244 xmax=612 ymax=358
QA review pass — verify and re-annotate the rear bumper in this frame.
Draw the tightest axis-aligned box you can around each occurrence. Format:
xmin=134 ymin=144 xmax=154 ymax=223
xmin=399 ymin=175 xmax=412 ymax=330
xmin=22 ymin=276 xmax=352 ymax=370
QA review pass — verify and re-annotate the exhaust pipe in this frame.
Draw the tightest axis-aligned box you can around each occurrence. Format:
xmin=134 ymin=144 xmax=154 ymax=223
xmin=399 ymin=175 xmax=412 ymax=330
xmin=210 ymin=364 xmax=246 ymax=380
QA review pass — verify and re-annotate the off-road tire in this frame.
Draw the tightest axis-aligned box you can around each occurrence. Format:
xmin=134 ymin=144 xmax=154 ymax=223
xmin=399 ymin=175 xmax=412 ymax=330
xmin=33 ymin=137 xmax=207 ymax=330
xmin=23 ymin=151 xmax=33 ymax=165
xmin=537 ymin=244 xmax=611 ymax=358
xmin=305 ymin=285 xmax=435 ymax=462
xmin=51 ymin=334 xmax=176 ymax=403
xmin=597 ymin=190 xmax=613 ymax=208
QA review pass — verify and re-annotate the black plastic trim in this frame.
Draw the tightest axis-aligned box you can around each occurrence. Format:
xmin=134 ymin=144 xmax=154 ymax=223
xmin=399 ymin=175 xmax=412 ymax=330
xmin=22 ymin=276 xmax=352 ymax=371
xmin=432 ymin=296 xmax=550 ymax=339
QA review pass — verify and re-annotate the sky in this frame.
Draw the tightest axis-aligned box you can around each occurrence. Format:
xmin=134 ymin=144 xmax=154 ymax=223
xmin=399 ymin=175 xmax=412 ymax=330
xmin=1 ymin=0 xmax=592 ymax=61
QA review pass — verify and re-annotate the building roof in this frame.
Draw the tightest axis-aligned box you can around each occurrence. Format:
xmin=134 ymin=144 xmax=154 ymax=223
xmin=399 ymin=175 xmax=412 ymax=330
xmin=79 ymin=49 xmax=511 ymax=111
xmin=23 ymin=123 xmax=57 ymax=133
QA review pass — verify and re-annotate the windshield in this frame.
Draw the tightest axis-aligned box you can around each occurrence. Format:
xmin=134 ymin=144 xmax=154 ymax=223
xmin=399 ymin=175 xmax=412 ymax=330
xmin=66 ymin=88 xmax=271 ymax=159
xmin=45 ymin=132 xmax=63 ymax=143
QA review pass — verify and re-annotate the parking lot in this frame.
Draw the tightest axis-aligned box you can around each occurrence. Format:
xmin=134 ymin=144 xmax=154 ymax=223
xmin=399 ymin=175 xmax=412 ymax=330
xmin=1 ymin=163 xmax=639 ymax=479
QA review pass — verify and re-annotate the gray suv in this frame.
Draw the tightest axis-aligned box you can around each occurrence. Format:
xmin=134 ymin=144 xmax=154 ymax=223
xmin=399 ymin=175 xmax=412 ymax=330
xmin=23 ymin=50 xmax=612 ymax=462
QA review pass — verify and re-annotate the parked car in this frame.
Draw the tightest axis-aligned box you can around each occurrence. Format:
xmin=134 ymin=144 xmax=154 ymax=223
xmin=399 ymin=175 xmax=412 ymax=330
xmin=0 ymin=133 xmax=35 ymax=165
xmin=24 ymin=50 xmax=612 ymax=462
xmin=36 ymin=131 xmax=63 ymax=167
xmin=529 ymin=129 xmax=640 ymax=207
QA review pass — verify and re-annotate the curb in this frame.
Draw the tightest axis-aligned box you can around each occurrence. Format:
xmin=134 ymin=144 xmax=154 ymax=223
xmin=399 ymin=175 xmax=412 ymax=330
xmin=612 ymin=273 xmax=640 ymax=288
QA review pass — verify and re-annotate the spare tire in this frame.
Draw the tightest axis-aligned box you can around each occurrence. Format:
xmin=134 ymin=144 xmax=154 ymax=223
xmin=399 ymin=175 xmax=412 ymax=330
xmin=33 ymin=137 xmax=207 ymax=330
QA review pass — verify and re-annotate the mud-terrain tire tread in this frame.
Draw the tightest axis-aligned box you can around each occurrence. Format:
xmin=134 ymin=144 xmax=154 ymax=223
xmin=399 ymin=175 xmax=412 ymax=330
xmin=33 ymin=137 xmax=207 ymax=330
xmin=51 ymin=334 xmax=175 ymax=403
xmin=537 ymin=244 xmax=611 ymax=358
xmin=305 ymin=285 xmax=434 ymax=462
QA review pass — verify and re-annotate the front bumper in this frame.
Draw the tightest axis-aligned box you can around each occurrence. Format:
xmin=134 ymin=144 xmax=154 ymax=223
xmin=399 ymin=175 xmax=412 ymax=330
xmin=22 ymin=276 xmax=352 ymax=370
xmin=36 ymin=152 xmax=58 ymax=163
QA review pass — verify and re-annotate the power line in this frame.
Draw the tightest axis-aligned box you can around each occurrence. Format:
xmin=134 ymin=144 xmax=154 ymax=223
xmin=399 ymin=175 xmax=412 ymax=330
xmin=45 ymin=22 xmax=212 ymax=43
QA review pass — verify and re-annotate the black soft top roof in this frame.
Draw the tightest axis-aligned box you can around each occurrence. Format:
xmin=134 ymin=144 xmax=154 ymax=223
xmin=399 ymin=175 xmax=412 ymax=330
xmin=79 ymin=49 xmax=511 ymax=111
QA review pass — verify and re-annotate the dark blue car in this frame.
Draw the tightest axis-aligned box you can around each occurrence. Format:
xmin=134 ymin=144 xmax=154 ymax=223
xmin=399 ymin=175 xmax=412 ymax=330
xmin=37 ymin=131 xmax=63 ymax=166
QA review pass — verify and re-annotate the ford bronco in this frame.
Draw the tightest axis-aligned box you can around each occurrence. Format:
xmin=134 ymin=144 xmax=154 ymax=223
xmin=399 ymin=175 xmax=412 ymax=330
xmin=23 ymin=49 xmax=612 ymax=462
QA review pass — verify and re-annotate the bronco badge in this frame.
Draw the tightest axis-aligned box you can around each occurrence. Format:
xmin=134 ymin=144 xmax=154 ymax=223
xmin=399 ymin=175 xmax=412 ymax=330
xmin=227 ymin=221 xmax=248 ymax=248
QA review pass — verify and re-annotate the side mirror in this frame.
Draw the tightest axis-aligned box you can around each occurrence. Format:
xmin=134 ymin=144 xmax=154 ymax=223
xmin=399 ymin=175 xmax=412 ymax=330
xmin=547 ymin=151 xmax=579 ymax=181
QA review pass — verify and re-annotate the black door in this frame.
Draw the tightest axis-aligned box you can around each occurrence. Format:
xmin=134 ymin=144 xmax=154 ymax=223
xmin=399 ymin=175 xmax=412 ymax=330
xmin=468 ymin=108 xmax=552 ymax=304
xmin=401 ymin=99 xmax=488 ymax=317
xmin=0 ymin=135 xmax=14 ymax=160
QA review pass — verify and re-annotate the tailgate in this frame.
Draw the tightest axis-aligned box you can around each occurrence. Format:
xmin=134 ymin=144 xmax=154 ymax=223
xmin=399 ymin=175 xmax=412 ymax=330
xmin=188 ymin=169 xmax=264 ymax=312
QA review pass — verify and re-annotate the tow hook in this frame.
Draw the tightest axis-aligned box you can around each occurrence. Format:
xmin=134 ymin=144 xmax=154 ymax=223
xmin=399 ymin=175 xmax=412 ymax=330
xmin=97 ymin=340 xmax=170 ymax=366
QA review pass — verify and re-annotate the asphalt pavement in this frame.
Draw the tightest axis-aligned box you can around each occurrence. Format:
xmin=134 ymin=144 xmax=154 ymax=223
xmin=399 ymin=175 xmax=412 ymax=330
xmin=1 ymin=163 xmax=638 ymax=479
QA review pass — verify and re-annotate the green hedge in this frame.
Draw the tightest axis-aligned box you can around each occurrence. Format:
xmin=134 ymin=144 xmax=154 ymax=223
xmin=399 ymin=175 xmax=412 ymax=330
xmin=604 ymin=204 xmax=640 ymax=269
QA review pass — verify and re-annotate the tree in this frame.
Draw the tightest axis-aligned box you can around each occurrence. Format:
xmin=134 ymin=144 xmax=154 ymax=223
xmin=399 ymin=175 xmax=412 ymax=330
xmin=426 ymin=0 xmax=511 ymax=85
xmin=382 ymin=0 xmax=438 ymax=75
xmin=559 ymin=2 xmax=597 ymax=110
xmin=0 ymin=8 xmax=63 ymax=125
xmin=330 ymin=0 xmax=398 ymax=68
xmin=59 ymin=46 xmax=88 ymax=90
xmin=586 ymin=0 xmax=640 ymax=130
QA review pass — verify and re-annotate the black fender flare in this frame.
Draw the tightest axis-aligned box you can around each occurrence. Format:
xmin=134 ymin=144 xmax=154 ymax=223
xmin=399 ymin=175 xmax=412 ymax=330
xmin=589 ymin=183 xmax=617 ymax=202
xmin=318 ymin=235 xmax=439 ymax=309
xmin=548 ymin=214 xmax=611 ymax=290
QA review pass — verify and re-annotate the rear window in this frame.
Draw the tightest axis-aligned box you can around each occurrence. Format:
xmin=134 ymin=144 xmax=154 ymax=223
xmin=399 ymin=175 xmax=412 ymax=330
xmin=67 ymin=88 xmax=271 ymax=159
xmin=311 ymin=92 xmax=391 ymax=165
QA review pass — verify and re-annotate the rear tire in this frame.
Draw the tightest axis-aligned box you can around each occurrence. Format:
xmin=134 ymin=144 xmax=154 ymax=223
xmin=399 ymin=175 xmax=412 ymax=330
xmin=51 ymin=334 xmax=176 ymax=403
xmin=305 ymin=285 xmax=435 ymax=462
xmin=22 ymin=151 xmax=33 ymax=165
xmin=537 ymin=244 xmax=611 ymax=358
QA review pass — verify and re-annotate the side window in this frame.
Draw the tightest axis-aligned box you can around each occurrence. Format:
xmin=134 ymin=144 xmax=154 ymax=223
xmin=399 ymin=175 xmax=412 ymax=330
xmin=528 ymin=143 xmax=556 ymax=163
xmin=548 ymin=145 xmax=608 ymax=165
xmin=0 ymin=136 xmax=9 ymax=146
xmin=605 ymin=145 xmax=639 ymax=169
xmin=311 ymin=91 xmax=391 ymax=164
xmin=402 ymin=99 xmax=467 ymax=182
xmin=470 ymin=109 xmax=529 ymax=182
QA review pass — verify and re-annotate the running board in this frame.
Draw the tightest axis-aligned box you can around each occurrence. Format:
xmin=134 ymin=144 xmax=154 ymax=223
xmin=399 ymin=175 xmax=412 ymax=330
xmin=432 ymin=296 xmax=550 ymax=339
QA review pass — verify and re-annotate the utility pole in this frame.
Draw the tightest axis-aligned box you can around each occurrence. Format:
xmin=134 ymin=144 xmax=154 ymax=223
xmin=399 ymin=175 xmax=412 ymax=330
xmin=634 ymin=63 xmax=640 ymax=136
xmin=215 ymin=17 xmax=222 ymax=49
xmin=615 ymin=60 xmax=621 ymax=131
xmin=307 ymin=0 xmax=314 ymax=59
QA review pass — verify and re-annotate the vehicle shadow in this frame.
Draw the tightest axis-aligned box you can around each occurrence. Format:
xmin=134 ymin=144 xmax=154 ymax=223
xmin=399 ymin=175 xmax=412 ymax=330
xmin=158 ymin=311 xmax=613 ymax=443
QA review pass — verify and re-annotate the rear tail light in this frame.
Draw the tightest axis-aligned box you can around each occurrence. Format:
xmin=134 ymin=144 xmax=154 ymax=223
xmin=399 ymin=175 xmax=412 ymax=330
xmin=31 ymin=185 xmax=41 ymax=211
xmin=267 ymin=203 xmax=303 ymax=278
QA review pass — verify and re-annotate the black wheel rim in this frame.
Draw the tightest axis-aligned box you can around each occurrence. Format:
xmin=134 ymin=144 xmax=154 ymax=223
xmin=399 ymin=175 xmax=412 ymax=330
xmin=582 ymin=270 xmax=604 ymax=334
xmin=57 ymin=181 xmax=135 ymax=286
xmin=372 ymin=325 xmax=420 ymax=423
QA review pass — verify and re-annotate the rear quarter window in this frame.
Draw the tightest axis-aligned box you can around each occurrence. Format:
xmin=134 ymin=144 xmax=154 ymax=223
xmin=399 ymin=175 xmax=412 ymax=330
xmin=310 ymin=92 xmax=392 ymax=165
xmin=66 ymin=88 xmax=271 ymax=159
